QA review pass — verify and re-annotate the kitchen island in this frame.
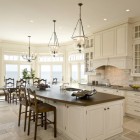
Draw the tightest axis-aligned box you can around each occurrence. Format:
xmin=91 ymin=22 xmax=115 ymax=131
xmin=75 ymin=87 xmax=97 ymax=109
xmin=30 ymin=86 xmax=124 ymax=140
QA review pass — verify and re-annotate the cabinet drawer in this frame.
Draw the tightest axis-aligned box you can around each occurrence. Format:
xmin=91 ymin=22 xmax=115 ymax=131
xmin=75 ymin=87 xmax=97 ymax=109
xmin=126 ymin=97 xmax=140 ymax=107
xmin=126 ymin=91 xmax=140 ymax=99
xmin=126 ymin=105 xmax=140 ymax=116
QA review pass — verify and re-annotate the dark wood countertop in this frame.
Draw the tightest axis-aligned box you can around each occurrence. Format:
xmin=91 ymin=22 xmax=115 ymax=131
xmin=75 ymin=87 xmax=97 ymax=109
xmin=30 ymin=86 xmax=124 ymax=106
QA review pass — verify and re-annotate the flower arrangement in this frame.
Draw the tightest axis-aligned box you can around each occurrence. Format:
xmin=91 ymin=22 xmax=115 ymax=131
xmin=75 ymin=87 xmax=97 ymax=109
xmin=37 ymin=83 xmax=50 ymax=90
xmin=22 ymin=68 xmax=35 ymax=79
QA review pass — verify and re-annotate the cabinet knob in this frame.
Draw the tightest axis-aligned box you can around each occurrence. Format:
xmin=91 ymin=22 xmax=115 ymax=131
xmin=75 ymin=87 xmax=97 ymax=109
xmin=104 ymin=108 xmax=106 ymax=110
xmin=107 ymin=107 xmax=110 ymax=110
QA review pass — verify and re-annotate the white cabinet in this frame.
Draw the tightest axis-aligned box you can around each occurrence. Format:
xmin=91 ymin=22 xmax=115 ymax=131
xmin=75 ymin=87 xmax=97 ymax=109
xmin=86 ymin=100 xmax=123 ymax=140
xmin=126 ymin=91 xmax=140 ymax=117
xmin=132 ymin=42 xmax=140 ymax=76
xmin=116 ymin=25 xmax=127 ymax=56
xmin=104 ymin=101 xmax=123 ymax=139
xmin=86 ymin=104 xmax=104 ymax=140
xmin=102 ymin=29 xmax=115 ymax=57
xmin=65 ymin=105 xmax=86 ymax=140
xmin=94 ymin=33 xmax=102 ymax=58
xmin=48 ymin=100 xmax=123 ymax=140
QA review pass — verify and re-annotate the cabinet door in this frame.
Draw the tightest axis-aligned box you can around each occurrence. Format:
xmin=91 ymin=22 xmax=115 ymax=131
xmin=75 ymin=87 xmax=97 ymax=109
xmin=86 ymin=105 xmax=104 ymax=140
xmin=66 ymin=105 xmax=86 ymax=140
xmin=104 ymin=101 xmax=123 ymax=138
xmin=102 ymin=29 xmax=115 ymax=57
xmin=94 ymin=33 xmax=102 ymax=58
xmin=116 ymin=25 xmax=127 ymax=56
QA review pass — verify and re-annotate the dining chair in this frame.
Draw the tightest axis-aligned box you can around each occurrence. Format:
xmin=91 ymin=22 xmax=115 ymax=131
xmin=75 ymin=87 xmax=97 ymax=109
xmin=12 ymin=79 xmax=27 ymax=104
xmin=33 ymin=77 xmax=39 ymax=86
xmin=52 ymin=78 xmax=57 ymax=84
xmin=4 ymin=78 xmax=15 ymax=103
xmin=38 ymin=79 xmax=47 ymax=85
xmin=5 ymin=78 xmax=14 ymax=87
xmin=27 ymin=88 xmax=57 ymax=140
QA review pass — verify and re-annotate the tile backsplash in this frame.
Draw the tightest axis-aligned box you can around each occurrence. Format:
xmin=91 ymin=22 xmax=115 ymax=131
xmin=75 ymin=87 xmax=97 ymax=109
xmin=88 ymin=66 xmax=140 ymax=87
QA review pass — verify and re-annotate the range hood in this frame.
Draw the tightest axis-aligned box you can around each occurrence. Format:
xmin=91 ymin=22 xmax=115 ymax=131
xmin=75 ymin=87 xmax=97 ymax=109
xmin=92 ymin=56 xmax=132 ymax=70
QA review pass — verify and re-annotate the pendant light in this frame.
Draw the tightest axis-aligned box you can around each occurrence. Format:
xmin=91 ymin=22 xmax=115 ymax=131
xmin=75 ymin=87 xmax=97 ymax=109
xmin=48 ymin=20 xmax=59 ymax=57
xmin=71 ymin=3 xmax=87 ymax=53
xmin=22 ymin=36 xmax=37 ymax=62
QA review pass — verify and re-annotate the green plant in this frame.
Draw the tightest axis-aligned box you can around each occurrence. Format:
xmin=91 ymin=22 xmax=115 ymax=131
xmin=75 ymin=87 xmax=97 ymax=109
xmin=22 ymin=68 xmax=35 ymax=79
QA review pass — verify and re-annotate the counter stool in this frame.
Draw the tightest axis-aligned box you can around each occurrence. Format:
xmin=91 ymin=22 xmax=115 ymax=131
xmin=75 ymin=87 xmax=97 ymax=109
xmin=18 ymin=88 xmax=43 ymax=132
xmin=27 ymin=88 xmax=57 ymax=140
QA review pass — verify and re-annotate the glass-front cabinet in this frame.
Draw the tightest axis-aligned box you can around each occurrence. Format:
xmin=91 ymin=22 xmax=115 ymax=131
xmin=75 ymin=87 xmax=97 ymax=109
xmin=84 ymin=37 xmax=94 ymax=74
xmin=132 ymin=42 xmax=140 ymax=76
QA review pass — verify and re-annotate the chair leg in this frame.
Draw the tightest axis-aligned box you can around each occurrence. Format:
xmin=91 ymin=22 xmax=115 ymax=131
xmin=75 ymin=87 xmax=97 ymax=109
xmin=24 ymin=106 xmax=28 ymax=131
xmin=34 ymin=113 xmax=38 ymax=140
xmin=28 ymin=109 xmax=31 ymax=136
xmin=44 ymin=112 xmax=46 ymax=130
xmin=18 ymin=104 xmax=22 ymax=126
xmin=54 ymin=109 xmax=57 ymax=137
xmin=41 ymin=113 xmax=43 ymax=127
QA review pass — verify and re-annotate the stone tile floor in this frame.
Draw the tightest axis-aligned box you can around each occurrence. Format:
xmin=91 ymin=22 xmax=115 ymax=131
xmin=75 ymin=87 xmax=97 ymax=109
xmin=0 ymin=97 xmax=140 ymax=140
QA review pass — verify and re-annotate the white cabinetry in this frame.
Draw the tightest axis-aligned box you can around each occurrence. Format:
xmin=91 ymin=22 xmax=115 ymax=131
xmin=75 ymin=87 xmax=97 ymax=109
xmin=126 ymin=91 xmax=140 ymax=117
xmin=104 ymin=101 xmax=123 ymax=139
xmin=48 ymin=100 xmax=123 ymax=140
xmin=94 ymin=33 xmax=102 ymax=58
xmin=65 ymin=105 xmax=86 ymax=140
xmin=86 ymin=100 xmax=123 ymax=140
xmin=132 ymin=42 xmax=140 ymax=76
xmin=116 ymin=25 xmax=127 ymax=56
xmin=86 ymin=104 xmax=104 ymax=140
xmin=102 ymin=29 xmax=115 ymax=57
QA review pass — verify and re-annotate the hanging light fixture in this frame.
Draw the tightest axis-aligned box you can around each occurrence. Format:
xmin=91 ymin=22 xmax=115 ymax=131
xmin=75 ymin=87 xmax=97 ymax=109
xmin=48 ymin=20 xmax=59 ymax=57
xmin=22 ymin=36 xmax=37 ymax=62
xmin=71 ymin=3 xmax=87 ymax=53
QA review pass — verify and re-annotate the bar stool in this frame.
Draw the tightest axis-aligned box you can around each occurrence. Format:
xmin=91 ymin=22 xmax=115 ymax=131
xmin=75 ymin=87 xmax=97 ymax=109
xmin=18 ymin=87 xmax=28 ymax=131
xmin=27 ymin=88 xmax=57 ymax=140
xmin=18 ymin=87 xmax=43 ymax=132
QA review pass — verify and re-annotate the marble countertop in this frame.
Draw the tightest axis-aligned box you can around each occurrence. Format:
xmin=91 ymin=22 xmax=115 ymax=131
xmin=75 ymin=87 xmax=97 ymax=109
xmin=79 ymin=83 xmax=140 ymax=92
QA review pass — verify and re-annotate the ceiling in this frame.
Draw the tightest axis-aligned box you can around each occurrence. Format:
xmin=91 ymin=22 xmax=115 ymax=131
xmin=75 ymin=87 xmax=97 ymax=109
xmin=0 ymin=0 xmax=140 ymax=44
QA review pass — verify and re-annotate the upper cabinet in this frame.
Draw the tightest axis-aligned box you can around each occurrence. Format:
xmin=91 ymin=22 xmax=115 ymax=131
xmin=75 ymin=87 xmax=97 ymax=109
xmin=132 ymin=22 xmax=140 ymax=76
xmin=84 ymin=23 xmax=133 ymax=73
xmin=93 ymin=23 xmax=132 ymax=59
xmin=102 ymin=29 xmax=115 ymax=57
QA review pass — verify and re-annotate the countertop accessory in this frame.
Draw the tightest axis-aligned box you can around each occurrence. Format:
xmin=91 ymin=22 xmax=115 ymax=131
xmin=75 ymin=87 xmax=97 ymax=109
xmin=129 ymin=84 xmax=140 ymax=90
xmin=71 ymin=89 xmax=97 ymax=99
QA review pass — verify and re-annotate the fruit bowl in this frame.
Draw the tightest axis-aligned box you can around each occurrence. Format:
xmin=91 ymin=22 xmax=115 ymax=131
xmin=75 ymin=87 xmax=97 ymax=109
xmin=129 ymin=84 xmax=140 ymax=90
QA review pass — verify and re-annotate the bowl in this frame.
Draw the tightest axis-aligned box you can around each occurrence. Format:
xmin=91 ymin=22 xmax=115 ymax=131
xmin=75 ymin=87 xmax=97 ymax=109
xmin=129 ymin=84 xmax=140 ymax=90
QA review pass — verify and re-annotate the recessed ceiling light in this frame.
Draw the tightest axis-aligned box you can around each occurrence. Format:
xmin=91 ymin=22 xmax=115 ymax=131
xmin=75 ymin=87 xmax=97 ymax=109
xmin=126 ymin=9 xmax=130 ymax=12
xmin=104 ymin=18 xmax=107 ymax=21
xmin=29 ymin=20 xmax=34 ymax=23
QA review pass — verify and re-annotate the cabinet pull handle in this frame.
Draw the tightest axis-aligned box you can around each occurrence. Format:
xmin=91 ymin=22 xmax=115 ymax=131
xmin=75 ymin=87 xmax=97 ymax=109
xmin=134 ymin=110 xmax=140 ymax=112
xmin=135 ymin=101 xmax=140 ymax=103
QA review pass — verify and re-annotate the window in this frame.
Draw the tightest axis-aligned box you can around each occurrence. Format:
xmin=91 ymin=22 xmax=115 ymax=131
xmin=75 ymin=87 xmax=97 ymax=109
xmin=4 ymin=55 xmax=18 ymax=61
xmin=68 ymin=53 xmax=84 ymax=61
xmin=40 ymin=65 xmax=51 ymax=83
xmin=80 ymin=64 xmax=87 ymax=83
xmin=38 ymin=55 xmax=63 ymax=62
xmin=5 ymin=64 xmax=18 ymax=83
xmin=71 ymin=64 xmax=78 ymax=82
xmin=52 ymin=65 xmax=62 ymax=82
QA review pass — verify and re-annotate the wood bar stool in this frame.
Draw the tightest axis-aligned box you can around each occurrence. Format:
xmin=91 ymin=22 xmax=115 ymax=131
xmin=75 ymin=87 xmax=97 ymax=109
xmin=18 ymin=87 xmax=29 ymax=131
xmin=18 ymin=87 xmax=43 ymax=132
xmin=27 ymin=88 xmax=57 ymax=140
